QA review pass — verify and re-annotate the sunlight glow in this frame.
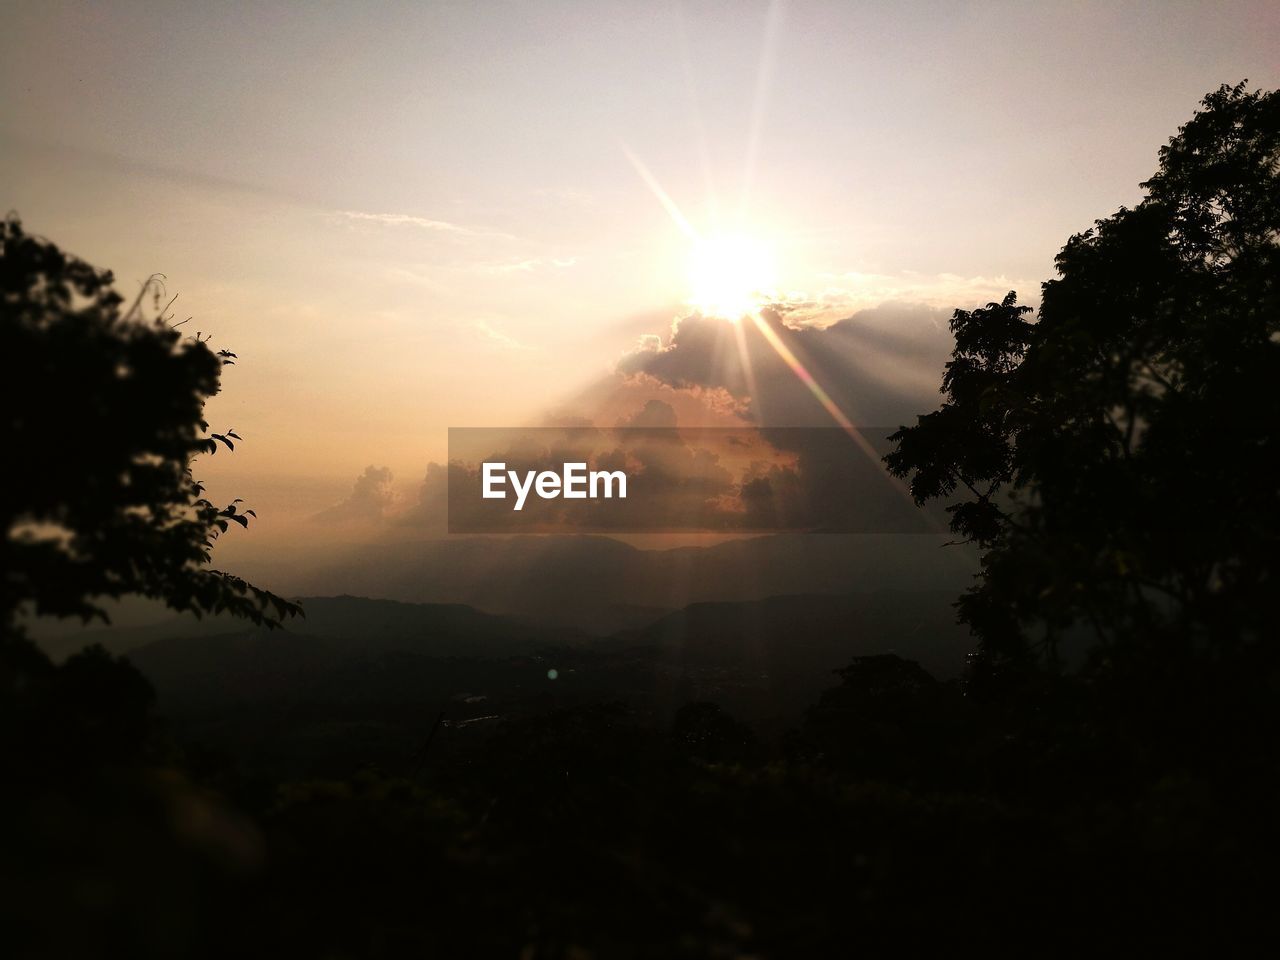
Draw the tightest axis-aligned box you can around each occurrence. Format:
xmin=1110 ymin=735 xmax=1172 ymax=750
xmin=688 ymin=233 xmax=777 ymax=320
xmin=621 ymin=144 xmax=946 ymax=538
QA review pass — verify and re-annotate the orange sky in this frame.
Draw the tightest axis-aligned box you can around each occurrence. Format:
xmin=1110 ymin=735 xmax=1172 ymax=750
xmin=3 ymin=1 xmax=1276 ymax=543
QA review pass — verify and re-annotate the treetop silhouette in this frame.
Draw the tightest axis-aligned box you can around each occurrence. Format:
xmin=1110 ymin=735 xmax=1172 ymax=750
xmin=887 ymin=82 xmax=1279 ymax=676
xmin=1 ymin=215 xmax=300 ymax=637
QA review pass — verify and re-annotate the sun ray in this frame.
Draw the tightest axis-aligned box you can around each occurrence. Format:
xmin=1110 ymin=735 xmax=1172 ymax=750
xmin=621 ymin=143 xmax=700 ymax=240
xmin=620 ymin=35 xmax=955 ymax=543
xmin=673 ymin=3 xmax=721 ymax=226
xmin=747 ymin=312 xmax=859 ymax=437
xmin=740 ymin=0 xmax=785 ymax=220
xmin=743 ymin=311 xmax=957 ymax=537
xmin=731 ymin=314 xmax=761 ymax=418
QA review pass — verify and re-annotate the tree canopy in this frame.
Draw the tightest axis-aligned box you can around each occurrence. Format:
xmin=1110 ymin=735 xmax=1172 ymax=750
xmin=886 ymin=82 xmax=1279 ymax=677
xmin=0 ymin=215 xmax=300 ymax=636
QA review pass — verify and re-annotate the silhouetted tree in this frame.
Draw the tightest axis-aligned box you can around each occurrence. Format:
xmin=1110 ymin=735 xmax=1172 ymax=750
xmin=0 ymin=215 xmax=300 ymax=637
xmin=1 ymin=217 xmax=303 ymax=958
xmin=887 ymin=83 xmax=1280 ymax=683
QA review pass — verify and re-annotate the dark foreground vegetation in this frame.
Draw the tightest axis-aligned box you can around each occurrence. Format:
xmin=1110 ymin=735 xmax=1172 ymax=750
xmin=3 ymin=83 xmax=1278 ymax=956
xmin=6 ymin=638 xmax=1277 ymax=957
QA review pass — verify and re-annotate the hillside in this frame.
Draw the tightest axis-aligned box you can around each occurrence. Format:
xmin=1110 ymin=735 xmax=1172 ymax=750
xmin=292 ymin=533 xmax=977 ymax=633
xmin=72 ymin=591 xmax=970 ymax=775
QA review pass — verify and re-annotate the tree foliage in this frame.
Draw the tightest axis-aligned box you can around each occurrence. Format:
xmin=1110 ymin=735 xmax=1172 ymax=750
xmin=0 ymin=215 xmax=300 ymax=635
xmin=887 ymin=82 xmax=1279 ymax=675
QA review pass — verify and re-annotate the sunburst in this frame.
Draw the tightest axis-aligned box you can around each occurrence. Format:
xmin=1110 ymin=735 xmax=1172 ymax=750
xmin=687 ymin=232 xmax=777 ymax=321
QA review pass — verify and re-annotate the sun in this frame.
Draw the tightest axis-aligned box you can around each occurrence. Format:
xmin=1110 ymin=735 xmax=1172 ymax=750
xmin=687 ymin=232 xmax=777 ymax=320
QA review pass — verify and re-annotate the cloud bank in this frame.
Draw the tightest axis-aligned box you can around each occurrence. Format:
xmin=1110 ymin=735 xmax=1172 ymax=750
xmin=617 ymin=301 xmax=977 ymax=427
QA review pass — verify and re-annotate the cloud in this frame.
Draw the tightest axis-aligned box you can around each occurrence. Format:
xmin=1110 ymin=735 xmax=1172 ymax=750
xmin=331 ymin=210 xmax=517 ymax=241
xmin=776 ymin=272 xmax=1035 ymax=325
xmin=472 ymin=319 xmax=532 ymax=351
xmin=394 ymin=461 xmax=452 ymax=533
xmin=333 ymin=210 xmax=471 ymax=233
xmin=617 ymin=398 xmax=678 ymax=429
xmin=618 ymin=302 xmax=966 ymax=427
xmin=313 ymin=465 xmax=397 ymax=523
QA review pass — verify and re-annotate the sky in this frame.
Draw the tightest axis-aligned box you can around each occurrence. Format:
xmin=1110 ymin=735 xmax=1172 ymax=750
xmin=3 ymin=0 xmax=1277 ymax=535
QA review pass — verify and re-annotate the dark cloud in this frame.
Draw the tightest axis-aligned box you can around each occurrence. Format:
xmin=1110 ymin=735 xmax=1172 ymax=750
xmin=313 ymin=465 xmax=396 ymax=523
xmin=385 ymin=298 xmax=973 ymax=535
xmin=617 ymin=398 xmax=678 ymax=429
xmin=618 ymin=303 xmax=959 ymax=428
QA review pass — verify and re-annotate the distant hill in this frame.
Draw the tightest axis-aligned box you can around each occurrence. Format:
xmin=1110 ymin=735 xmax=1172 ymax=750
xmin=119 ymin=595 xmax=585 ymax=721
xmin=34 ymin=610 xmax=253 ymax=663
xmin=36 ymin=594 xmax=583 ymax=663
xmin=613 ymin=591 xmax=965 ymax=672
xmin=286 ymin=595 xmax=584 ymax=653
xmin=46 ymin=591 xmax=968 ymax=717
xmin=294 ymin=533 xmax=977 ymax=633
xmin=102 ymin=595 xmax=598 ymax=774
xmin=605 ymin=591 xmax=968 ymax=726
xmin=68 ymin=590 xmax=971 ymax=775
